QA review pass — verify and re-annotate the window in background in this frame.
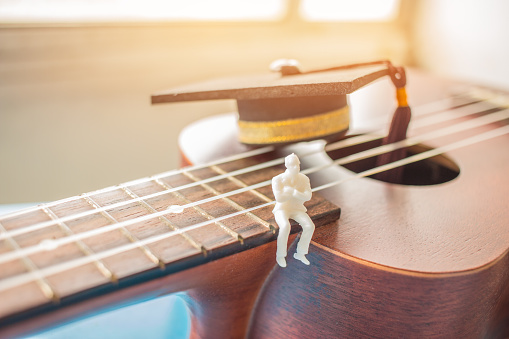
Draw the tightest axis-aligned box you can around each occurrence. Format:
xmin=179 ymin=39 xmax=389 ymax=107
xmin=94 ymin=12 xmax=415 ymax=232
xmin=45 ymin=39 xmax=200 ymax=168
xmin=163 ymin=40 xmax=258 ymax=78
xmin=0 ymin=0 xmax=287 ymax=23
xmin=300 ymin=0 xmax=400 ymax=22
xmin=0 ymin=0 xmax=401 ymax=24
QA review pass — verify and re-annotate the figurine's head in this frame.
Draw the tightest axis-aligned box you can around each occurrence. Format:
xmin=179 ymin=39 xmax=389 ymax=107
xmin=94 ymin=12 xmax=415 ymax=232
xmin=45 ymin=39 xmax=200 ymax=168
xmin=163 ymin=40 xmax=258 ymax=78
xmin=285 ymin=153 xmax=300 ymax=175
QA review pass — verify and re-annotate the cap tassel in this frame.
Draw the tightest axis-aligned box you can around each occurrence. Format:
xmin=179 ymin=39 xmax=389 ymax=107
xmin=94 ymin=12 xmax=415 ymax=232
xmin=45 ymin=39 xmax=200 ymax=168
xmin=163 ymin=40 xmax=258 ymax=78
xmin=375 ymin=66 xmax=411 ymax=184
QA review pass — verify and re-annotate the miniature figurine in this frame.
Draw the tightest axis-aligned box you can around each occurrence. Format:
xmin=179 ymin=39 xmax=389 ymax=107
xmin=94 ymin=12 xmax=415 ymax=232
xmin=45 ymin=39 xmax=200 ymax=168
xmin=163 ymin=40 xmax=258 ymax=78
xmin=272 ymin=153 xmax=315 ymax=267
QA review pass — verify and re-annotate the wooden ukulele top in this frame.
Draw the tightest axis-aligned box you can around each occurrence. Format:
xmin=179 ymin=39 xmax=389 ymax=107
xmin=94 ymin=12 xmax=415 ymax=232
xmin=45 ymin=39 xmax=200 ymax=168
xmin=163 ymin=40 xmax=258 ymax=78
xmin=178 ymin=69 xmax=509 ymax=274
xmin=2 ymin=65 xmax=509 ymax=339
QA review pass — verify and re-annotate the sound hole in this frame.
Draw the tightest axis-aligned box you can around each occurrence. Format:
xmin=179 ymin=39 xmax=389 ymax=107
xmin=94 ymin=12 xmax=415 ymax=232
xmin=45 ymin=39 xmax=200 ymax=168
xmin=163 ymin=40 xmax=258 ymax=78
xmin=326 ymin=136 xmax=460 ymax=186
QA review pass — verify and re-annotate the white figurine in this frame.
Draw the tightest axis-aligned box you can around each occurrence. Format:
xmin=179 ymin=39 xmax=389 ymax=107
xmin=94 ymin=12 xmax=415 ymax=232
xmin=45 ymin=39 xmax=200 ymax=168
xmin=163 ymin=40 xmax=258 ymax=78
xmin=272 ymin=153 xmax=315 ymax=267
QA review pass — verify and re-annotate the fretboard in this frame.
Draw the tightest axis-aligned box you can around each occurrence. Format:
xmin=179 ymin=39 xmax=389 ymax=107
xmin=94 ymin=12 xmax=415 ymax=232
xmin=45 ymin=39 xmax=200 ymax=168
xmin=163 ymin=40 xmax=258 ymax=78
xmin=0 ymin=151 xmax=340 ymax=327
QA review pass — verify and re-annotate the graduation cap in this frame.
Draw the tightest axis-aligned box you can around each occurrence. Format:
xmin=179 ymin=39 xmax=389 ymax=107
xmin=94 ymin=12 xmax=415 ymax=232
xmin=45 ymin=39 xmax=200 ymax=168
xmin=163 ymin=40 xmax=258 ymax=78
xmin=151 ymin=59 xmax=410 ymax=149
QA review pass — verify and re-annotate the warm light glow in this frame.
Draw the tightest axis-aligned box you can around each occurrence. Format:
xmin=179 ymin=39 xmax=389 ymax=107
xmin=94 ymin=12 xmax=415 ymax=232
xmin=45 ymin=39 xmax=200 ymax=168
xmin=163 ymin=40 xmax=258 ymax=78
xmin=300 ymin=0 xmax=400 ymax=22
xmin=0 ymin=0 xmax=287 ymax=23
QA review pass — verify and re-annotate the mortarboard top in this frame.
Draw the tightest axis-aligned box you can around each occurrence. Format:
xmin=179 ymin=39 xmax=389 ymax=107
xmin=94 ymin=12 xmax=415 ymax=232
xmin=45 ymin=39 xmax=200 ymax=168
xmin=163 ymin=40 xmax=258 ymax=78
xmin=151 ymin=61 xmax=395 ymax=145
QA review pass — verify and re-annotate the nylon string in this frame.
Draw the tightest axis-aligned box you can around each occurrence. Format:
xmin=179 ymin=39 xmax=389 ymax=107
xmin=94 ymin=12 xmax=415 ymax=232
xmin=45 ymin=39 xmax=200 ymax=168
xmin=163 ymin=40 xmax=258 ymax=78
xmin=0 ymin=105 xmax=508 ymax=290
xmin=0 ymin=95 xmax=490 ymax=241
xmin=0 ymin=100 xmax=503 ymax=264
xmin=0 ymin=99 xmax=496 ymax=248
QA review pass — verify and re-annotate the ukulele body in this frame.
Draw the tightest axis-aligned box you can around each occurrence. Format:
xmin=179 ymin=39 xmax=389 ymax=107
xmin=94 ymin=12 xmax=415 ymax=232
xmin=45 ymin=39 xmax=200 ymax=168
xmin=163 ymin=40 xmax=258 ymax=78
xmin=178 ymin=71 xmax=509 ymax=338
xmin=1 ymin=70 xmax=508 ymax=339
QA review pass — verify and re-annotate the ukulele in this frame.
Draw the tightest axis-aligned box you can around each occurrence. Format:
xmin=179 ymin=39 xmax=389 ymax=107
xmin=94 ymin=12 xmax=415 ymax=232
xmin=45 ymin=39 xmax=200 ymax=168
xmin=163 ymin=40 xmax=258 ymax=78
xmin=1 ymin=62 xmax=508 ymax=338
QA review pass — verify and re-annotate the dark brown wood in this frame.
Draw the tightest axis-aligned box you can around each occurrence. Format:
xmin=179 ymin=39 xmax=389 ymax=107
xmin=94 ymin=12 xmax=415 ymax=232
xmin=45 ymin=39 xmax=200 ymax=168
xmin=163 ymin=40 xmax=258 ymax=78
xmin=177 ymin=70 xmax=509 ymax=338
xmin=2 ymin=68 xmax=509 ymax=339
xmin=0 ymin=237 xmax=290 ymax=339
xmin=151 ymin=64 xmax=389 ymax=104
xmin=184 ymin=234 xmax=297 ymax=339
xmin=0 ymin=155 xmax=339 ymax=338
xmin=248 ymin=241 xmax=509 ymax=338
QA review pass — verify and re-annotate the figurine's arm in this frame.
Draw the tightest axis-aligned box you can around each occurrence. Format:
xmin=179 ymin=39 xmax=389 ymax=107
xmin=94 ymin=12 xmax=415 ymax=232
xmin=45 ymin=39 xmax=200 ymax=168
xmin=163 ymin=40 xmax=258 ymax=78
xmin=292 ymin=176 xmax=312 ymax=202
xmin=272 ymin=177 xmax=293 ymax=202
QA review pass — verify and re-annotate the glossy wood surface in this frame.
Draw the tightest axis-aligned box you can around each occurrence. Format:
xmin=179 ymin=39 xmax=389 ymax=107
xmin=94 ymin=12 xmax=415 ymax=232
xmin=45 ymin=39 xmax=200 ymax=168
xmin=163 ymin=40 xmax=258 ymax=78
xmin=180 ymin=72 xmax=509 ymax=273
xmin=0 ymin=149 xmax=339 ymax=337
xmin=1 ymin=69 xmax=508 ymax=338
xmin=0 ymin=237 xmax=290 ymax=339
xmin=249 ymin=240 xmax=509 ymax=338
xmin=178 ymin=70 xmax=509 ymax=338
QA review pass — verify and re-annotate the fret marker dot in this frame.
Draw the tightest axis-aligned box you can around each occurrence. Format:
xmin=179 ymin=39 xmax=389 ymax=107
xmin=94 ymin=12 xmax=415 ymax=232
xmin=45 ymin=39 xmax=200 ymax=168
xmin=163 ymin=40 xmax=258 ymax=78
xmin=168 ymin=205 xmax=185 ymax=213
xmin=40 ymin=239 xmax=58 ymax=251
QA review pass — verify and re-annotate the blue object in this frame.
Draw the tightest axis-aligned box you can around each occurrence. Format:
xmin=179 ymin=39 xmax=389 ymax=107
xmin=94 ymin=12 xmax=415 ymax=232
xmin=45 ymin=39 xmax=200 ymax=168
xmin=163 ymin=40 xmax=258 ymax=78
xmin=1 ymin=205 xmax=191 ymax=339
xmin=27 ymin=294 xmax=191 ymax=339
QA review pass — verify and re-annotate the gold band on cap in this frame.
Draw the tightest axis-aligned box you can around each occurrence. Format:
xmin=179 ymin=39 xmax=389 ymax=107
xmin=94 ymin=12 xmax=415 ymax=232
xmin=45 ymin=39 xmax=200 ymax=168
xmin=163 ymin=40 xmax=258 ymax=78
xmin=238 ymin=106 xmax=349 ymax=144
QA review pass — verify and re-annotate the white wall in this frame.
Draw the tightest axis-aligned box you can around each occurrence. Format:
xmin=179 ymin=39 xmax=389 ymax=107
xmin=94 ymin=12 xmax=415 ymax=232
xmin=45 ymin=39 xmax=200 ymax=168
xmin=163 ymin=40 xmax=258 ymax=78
xmin=0 ymin=18 xmax=408 ymax=203
xmin=411 ymin=0 xmax=509 ymax=90
xmin=3 ymin=0 xmax=508 ymax=203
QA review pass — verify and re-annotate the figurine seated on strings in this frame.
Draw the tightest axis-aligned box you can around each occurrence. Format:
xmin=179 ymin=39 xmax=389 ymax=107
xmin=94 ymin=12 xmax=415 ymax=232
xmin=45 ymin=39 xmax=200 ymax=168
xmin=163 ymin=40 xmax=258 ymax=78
xmin=272 ymin=153 xmax=316 ymax=267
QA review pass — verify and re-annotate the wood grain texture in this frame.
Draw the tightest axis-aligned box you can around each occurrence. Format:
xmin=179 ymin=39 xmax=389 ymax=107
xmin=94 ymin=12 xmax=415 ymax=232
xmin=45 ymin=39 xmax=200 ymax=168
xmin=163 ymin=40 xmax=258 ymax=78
xmin=177 ymin=70 xmax=509 ymax=338
xmin=0 ymin=155 xmax=339 ymax=337
xmin=184 ymin=234 xmax=297 ymax=339
xmin=180 ymin=71 xmax=509 ymax=273
xmin=2 ymin=68 xmax=509 ymax=339
xmin=249 ymin=240 xmax=509 ymax=338
xmin=0 ymin=237 xmax=289 ymax=339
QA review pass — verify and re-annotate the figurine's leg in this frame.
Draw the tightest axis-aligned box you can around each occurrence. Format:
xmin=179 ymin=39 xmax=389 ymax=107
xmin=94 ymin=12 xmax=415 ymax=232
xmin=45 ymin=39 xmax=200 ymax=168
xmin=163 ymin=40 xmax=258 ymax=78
xmin=274 ymin=211 xmax=291 ymax=268
xmin=292 ymin=213 xmax=315 ymax=265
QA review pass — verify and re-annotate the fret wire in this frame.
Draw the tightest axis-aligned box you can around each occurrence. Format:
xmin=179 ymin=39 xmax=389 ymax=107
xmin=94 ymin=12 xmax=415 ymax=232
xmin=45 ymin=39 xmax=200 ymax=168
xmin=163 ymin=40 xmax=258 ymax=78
xmin=41 ymin=206 xmax=117 ymax=283
xmin=0 ymin=119 xmax=509 ymax=291
xmin=0 ymin=200 xmax=274 ymax=293
xmin=0 ymin=93 xmax=474 ymax=226
xmin=154 ymin=179 xmax=244 ymax=244
xmin=0 ymin=222 xmax=58 ymax=302
xmin=0 ymin=106 xmax=508 ymax=266
xmin=209 ymin=165 xmax=274 ymax=203
xmin=0 ymin=146 xmax=276 ymax=221
xmin=182 ymin=169 xmax=275 ymax=232
xmin=81 ymin=193 xmax=164 ymax=269
xmin=0 ymin=92 xmax=500 ymax=292
xmin=0 ymin=158 xmax=281 ymax=241
xmin=118 ymin=185 xmax=206 ymax=255
xmin=2 ymin=120 xmax=509 ymax=293
xmin=0 ymin=96 xmax=489 ymax=242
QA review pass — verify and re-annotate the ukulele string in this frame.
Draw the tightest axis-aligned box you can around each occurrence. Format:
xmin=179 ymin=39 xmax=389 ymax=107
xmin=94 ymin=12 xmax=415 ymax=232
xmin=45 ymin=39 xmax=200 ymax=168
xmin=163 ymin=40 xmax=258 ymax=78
xmin=0 ymin=95 xmax=491 ymax=242
xmin=0 ymin=93 xmax=485 ymax=238
xmin=0 ymin=105 xmax=507 ymax=268
xmin=0 ymin=99 xmax=502 ymax=254
xmin=1 ymin=122 xmax=508 ymax=293
xmin=303 ymin=108 xmax=509 ymax=175
xmin=313 ymin=124 xmax=509 ymax=192
xmin=1 ymin=145 xmax=276 ymax=220
xmin=0 ymin=92 xmax=477 ymax=222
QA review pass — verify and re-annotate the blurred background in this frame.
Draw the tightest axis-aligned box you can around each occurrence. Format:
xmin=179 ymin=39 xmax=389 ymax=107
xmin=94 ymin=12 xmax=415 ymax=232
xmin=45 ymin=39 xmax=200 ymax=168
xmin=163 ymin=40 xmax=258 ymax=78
xmin=1 ymin=0 xmax=508 ymax=204
xmin=1 ymin=1 xmax=509 ymax=337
